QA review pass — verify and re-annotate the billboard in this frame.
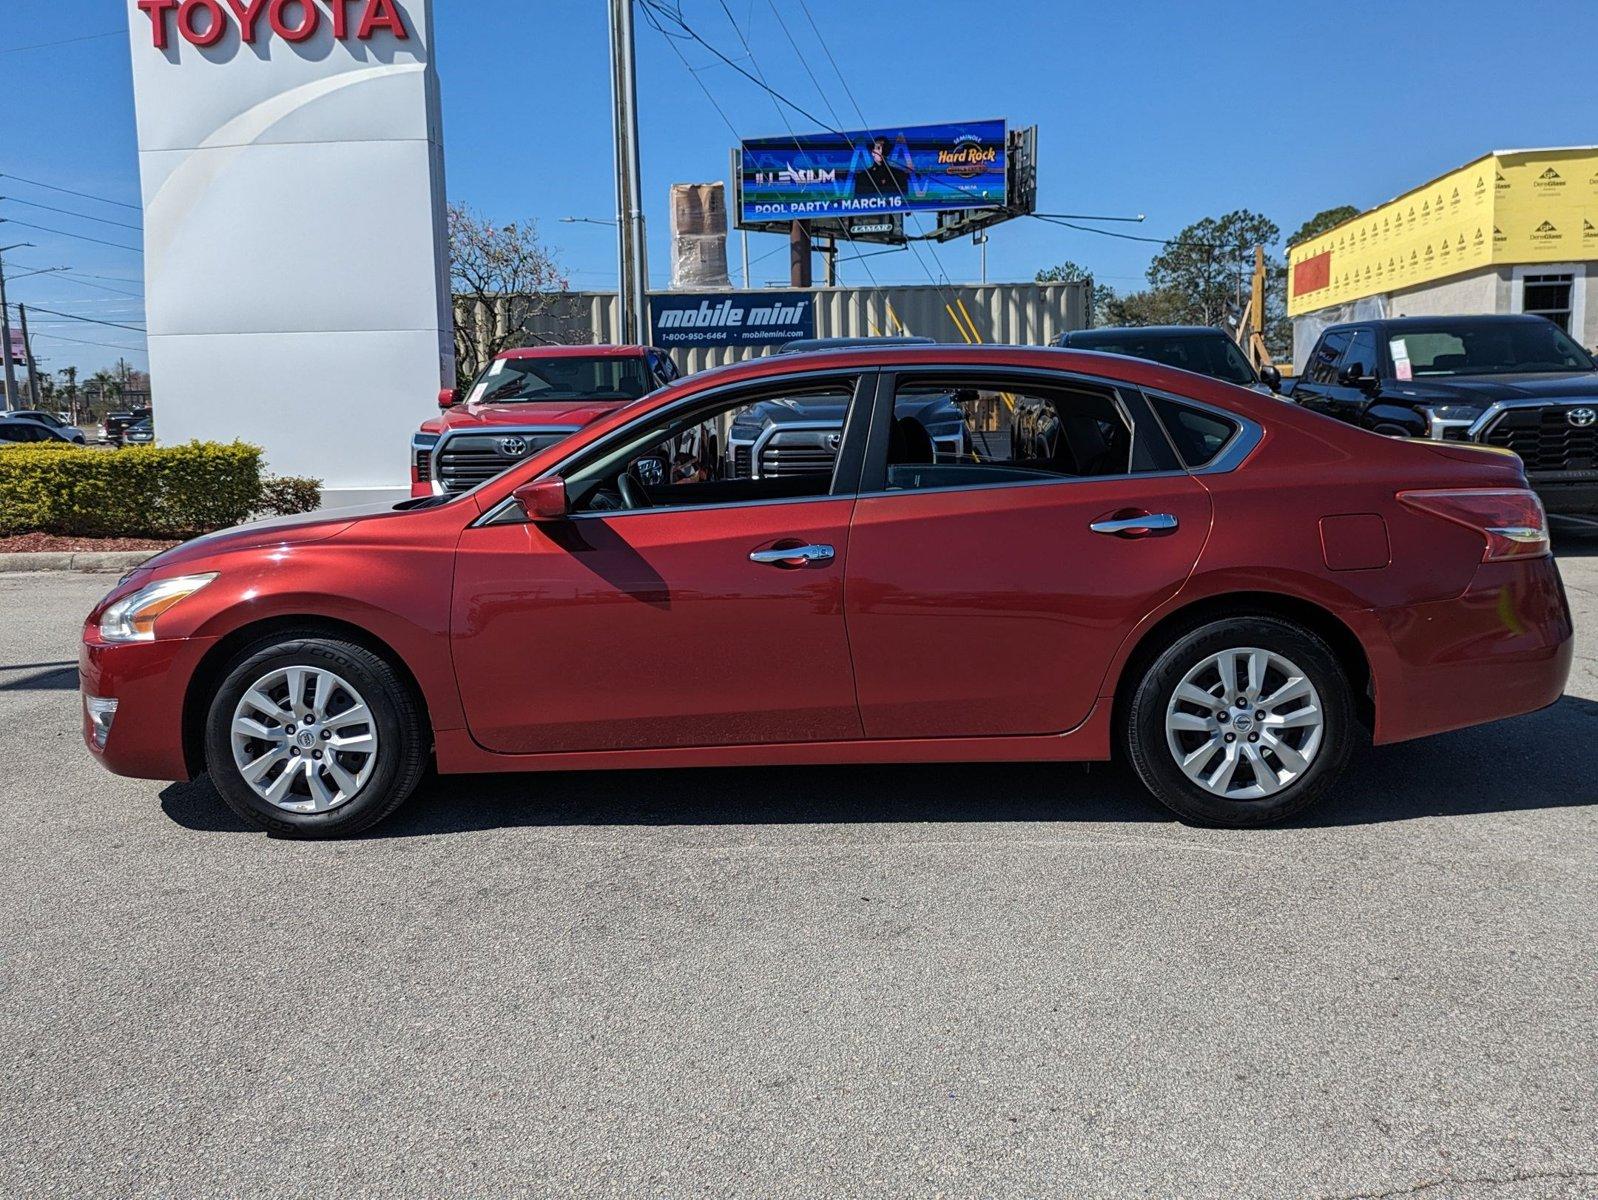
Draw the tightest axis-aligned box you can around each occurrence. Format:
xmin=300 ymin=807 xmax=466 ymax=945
xmin=650 ymin=292 xmax=815 ymax=349
xmin=1288 ymin=146 xmax=1598 ymax=316
xmin=738 ymin=120 xmax=1007 ymax=223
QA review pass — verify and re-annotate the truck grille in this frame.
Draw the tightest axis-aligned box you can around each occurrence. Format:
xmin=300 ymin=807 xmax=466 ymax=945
xmin=1481 ymin=407 xmax=1598 ymax=473
xmin=758 ymin=429 xmax=840 ymax=478
xmin=434 ymin=430 xmax=573 ymax=493
xmin=732 ymin=444 xmax=752 ymax=478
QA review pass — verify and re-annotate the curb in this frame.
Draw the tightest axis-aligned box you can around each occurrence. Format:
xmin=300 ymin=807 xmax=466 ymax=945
xmin=0 ymin=551 xmax=158 ymax=574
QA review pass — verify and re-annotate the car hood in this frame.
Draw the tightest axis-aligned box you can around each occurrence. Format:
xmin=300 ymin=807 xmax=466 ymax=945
xmin=130 ymin=503 xmax=413 ymax=575
xmin=1379 ymin=371 xmax=1598 ymax=404
xmin=420 ymin=398 xmax=632 ymax=434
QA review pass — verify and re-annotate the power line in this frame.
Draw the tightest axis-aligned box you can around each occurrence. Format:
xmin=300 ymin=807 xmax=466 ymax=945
xmin=27 ymin=330 xmax=145 ymax=355
xmin=7 ymin=304 xmax=146 ymax=334
xmin=0 ymin=220 xmax=142 ymax=254
xmin=0 ymin=30 xmax=122 ymax=56
xmin=0 ymin=172 xmax=140 ymax=211
xmin=0 ymin=196 xmax=143 ymax=233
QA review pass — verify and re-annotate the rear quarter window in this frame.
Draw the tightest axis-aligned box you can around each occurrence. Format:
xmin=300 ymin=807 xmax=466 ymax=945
xmin=1149 ymin=396 xmax=1239 ymax=468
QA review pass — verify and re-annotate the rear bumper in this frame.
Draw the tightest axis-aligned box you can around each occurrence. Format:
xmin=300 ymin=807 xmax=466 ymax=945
xmin=79 ymin=634 xmax=217 ymax=781
xmin=1356 ymin=556 xmax=1574 ymax=745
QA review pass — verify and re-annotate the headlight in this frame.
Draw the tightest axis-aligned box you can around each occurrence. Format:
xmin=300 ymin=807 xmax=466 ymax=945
xmin=98 ymin=573 xmax=217 ymax=643
xmin=1419 ymin=403 xmax=1485 ymax=423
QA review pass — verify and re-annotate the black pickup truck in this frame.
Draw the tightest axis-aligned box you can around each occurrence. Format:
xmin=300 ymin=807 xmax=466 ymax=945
xmin=1290 ymin=314 xmax=1598 ymax=515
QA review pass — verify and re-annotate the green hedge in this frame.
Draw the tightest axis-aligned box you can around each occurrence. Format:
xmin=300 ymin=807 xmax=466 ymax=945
xmin=0 ymin=441 xmax=322 ymax=539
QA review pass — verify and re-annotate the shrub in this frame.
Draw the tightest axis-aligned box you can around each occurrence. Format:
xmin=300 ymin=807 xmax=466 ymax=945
xmin=0 ymin=441 xmax=265 ymax=539
xmin=258 ymin=475 xmax=323 ymax=517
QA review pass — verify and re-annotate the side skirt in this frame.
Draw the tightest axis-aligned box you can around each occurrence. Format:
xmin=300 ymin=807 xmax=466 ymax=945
xmin=434 ymin=700 xmax=1113 ymax=775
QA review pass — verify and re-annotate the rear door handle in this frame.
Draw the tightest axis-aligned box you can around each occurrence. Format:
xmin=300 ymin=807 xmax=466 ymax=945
xmin=749 ymin=543 xmax=835 ymax=566
xmin=1090 ymin=513 xmax=1178 ymax=538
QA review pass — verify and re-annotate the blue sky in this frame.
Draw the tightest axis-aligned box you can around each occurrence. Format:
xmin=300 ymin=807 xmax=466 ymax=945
xmin=6 ymin=0 xmax=1598 ymax=374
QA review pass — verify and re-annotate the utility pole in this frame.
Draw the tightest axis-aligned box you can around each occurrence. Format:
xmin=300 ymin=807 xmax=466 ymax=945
xmin=608 ymin=0 xmax=649 ymax=344
xmin=0 ymin=242 xmax=30 ymax=411
xmin=17 ymin=304 xmax=39 ymax=404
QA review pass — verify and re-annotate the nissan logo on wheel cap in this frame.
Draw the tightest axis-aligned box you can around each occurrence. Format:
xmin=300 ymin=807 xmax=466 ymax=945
xmin=499 ymin=436 xmax=529 ymax=457
xmin=1568 ymin=407 xmax=1597 ymax=429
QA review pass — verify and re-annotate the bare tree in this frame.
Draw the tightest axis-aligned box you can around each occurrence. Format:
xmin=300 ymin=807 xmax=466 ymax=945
xmin=448 ymin=202 xmax=574 ymax=388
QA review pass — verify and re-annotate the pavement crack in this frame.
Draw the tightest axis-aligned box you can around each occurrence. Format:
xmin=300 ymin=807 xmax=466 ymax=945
xmin=1319 ymin=1166 xmax=1598 ymax=1200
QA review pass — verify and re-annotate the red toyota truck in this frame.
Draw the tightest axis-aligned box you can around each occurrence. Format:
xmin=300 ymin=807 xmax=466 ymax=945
xmin=411 ymin=345 xmax=681 ymax=498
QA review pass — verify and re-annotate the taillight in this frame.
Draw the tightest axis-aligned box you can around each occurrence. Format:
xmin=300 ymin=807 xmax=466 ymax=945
xmin=1397 ymin=488 xmax=1549 ymax=561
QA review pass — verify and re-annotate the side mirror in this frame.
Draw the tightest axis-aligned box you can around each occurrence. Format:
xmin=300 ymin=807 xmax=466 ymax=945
xmin=438 ymin=386 xmax=462 ymax=410
xmin=512 ymin=477 xmax=568 ymax=521
xmin=1260 ymin=365 xmax=1283 ymax=394
xmin=1338 ymin=361 xmax=1379 ymax=393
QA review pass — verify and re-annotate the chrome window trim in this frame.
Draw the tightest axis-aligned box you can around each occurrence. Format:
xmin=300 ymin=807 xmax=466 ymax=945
xmin=1468 ymin=397 xmax=1598 ymax=440
xmin=468 ymin=365 xmax=1265 ymax=526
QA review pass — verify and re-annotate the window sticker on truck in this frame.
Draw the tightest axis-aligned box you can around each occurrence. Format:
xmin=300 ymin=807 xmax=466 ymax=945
xmin=1390 ymin=338 xmax=1413 ymax=381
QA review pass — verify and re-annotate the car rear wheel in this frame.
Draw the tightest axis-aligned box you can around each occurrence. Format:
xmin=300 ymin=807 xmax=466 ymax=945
xmin=203 ymin=637 xmax=428 ymax=838
xmin=1124 ymin=616 xmax=1355 ymax=826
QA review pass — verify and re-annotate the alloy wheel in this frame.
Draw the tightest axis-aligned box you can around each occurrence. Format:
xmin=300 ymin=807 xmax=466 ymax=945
xmin=229 ymin=665 xmax=379 ymax=814
xmin=1163 ymin=646 xmax=1325 ymax=801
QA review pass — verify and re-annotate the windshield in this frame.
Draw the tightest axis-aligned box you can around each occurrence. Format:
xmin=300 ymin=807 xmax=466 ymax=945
xmin=1073 ymin=332 xmax=1258 ymax=386
xmin=1391 ymin=322 xmax=1595 ymax=377
xmin=466 ymin=355 xmax=651 ymax=405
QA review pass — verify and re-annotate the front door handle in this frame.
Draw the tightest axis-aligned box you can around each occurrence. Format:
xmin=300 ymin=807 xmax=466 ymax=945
xmin=1090 ymin=512 xmax=1179 ymax=538
xmin=750 ymin=543 xmax=835 ymax=567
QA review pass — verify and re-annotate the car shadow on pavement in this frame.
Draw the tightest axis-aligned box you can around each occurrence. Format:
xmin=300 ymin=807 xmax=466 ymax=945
xmin=158 ymin=696 xmax=1598 ymax=838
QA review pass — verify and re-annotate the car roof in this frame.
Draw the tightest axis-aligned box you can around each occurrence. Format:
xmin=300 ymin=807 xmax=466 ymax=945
xmin=779 ymin=336 xmax=935 ymax=352
xmin=496 ymin=344 xmax=654 ymax=360
xmin=1063 ymin=325 xmax=1232 ymax=340
xmin=1325 ymin=313 xmax=1555 ymax=333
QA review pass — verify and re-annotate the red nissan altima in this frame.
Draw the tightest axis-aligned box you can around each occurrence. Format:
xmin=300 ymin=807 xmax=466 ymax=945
xmin=81 ymin=345 xmax=1573 ymax=837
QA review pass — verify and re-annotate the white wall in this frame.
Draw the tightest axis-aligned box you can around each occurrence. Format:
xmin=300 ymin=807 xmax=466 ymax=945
xmin=127 ymin=0 xmax=451 ymax=506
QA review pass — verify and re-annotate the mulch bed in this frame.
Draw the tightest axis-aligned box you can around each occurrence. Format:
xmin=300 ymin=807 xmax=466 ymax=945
xmin=0 ymin=533 xmax=179 ymax=554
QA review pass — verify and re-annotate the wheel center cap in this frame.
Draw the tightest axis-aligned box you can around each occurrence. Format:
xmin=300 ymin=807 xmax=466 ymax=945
xmin=1232 ymin=713 xmax=1253 ymax=733
xmin=296 ymin=730 xmax=317 ymax=749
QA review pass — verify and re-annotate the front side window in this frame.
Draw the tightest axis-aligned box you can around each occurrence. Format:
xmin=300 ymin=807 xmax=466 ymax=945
xmin=1342 ymin=329 xmax=1378 ymax=373
xmin=466 ymin=354 xmax=653 ymax=405
xmin=564 ymin=379 xmax=860 ymax=513
xmin=881 ymin=377 xmax=1141 ymax=493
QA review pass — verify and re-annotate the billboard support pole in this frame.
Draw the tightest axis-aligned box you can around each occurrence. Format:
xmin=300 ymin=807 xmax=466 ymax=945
xmin=608 ymin=0 xmax=648 ymax=343
xmin=789 ymin=221 xmax=812 ymax=288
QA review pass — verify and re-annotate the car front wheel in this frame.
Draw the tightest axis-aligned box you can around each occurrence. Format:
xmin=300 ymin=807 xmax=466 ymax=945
xmin=1124 ymin=616 xmax=1355 ymax=826
xmin=203 ymin=637 xmax=428 ymax=838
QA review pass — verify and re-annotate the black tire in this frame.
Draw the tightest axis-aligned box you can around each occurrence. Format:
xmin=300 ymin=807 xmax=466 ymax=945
xmin=1124 ymin=616 xmax=1355 ymax=827
xmin=203 ymin=637 xmax=429 ymax=839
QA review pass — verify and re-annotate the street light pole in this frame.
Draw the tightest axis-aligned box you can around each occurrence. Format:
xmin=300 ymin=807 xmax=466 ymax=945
xmin=608 ymin=0 xmax=648 ymax=344
xmin=0 ymin=243 xmax=33 ymax=411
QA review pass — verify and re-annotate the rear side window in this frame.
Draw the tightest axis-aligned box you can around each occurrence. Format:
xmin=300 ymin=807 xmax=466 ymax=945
xmin=1304 ymin=330 xmax=1353 ymax=384
xmin=1149 ymin=396 xmax=1239 ymax=468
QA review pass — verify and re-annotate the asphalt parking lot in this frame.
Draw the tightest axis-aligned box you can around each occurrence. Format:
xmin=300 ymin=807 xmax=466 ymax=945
xmin=2 ymin=543 xmax=1595 ymax=1199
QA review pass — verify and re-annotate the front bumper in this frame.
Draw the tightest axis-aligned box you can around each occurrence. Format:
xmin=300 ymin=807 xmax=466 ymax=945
xmin=1527 ymin=471 xmax=1598 ymax=516
xmin=80 ymin=634 xmax=219 ymax=780
xmin=1355 ymin=555 xmax=1574 ymax=745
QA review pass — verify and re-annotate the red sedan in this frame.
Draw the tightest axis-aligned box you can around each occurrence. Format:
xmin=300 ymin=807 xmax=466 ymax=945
xmin=80 ymin=345 xmax=1573 ymax=838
